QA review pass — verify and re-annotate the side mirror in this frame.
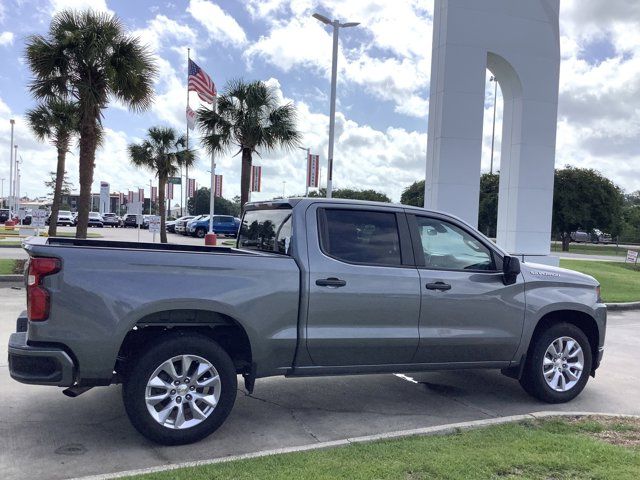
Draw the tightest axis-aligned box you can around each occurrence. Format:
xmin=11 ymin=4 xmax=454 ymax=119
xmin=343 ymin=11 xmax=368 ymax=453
xmin=502 ymin=255 xmax=521 ymax=285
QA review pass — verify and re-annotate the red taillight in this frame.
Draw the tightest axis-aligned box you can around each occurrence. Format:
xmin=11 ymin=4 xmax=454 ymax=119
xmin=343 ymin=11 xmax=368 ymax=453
xmin=27 ymin=257 xmax=61 ymax=322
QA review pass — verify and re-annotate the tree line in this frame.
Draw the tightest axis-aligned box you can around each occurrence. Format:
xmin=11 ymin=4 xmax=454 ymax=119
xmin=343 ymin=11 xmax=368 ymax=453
xmin=400 ymin=166 xmax=634 ymax=251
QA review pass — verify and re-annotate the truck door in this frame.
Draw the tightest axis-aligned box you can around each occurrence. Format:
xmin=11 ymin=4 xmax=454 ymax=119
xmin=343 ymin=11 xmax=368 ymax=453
xmin=305 ymin=204 xmax=421 ymax=366
xmin=407 ymin=213 xmax=525 ymax=364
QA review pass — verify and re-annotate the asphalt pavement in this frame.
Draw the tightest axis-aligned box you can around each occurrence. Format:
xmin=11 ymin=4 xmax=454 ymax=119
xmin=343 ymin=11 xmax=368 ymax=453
xmin=1 ymin=284 xmax=639 ymax=480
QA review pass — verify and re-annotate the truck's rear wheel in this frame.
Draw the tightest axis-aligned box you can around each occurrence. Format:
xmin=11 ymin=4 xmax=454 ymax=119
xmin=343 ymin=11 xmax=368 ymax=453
xmin=122 ymin=334 xmax=237 ymax=445
xmin=520 ymin=323 xmax=592 ymax=403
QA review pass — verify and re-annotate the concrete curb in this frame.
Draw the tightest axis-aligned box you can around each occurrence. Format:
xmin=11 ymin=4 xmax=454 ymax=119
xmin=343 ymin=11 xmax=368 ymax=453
xmin=71 ymin=411 xmax=640 ymax=480
xmin=0 ymin=275 xmax=22 ymax=282
xmin=606 ymin=301 xmax=640 ymax=311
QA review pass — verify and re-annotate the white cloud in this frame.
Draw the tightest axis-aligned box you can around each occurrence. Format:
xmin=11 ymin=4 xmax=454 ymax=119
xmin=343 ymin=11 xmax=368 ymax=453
xmin=0 ymin=31 xmax=13 ymax=46
xmin=132 ymin=14 xmax=197 ymax=54
xmin=187 ymin=0 xmax=247 ymax=47
xmin=243 ymin=0 xmax=432 ymax=119
xmin=49 ymin=0 xmax=113 ymax=15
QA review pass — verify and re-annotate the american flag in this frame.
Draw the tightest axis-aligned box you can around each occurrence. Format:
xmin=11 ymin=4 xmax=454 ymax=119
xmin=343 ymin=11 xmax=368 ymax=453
xmin=188 ymin=59 xmax=216 ymax=104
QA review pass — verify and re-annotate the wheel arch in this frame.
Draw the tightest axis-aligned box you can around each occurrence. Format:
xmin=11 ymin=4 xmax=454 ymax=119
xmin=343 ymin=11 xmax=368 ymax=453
xmin=115 ymin=308 xmax=253 ymax=379
xmin=529 ymin=309 xmax=600 ymax=375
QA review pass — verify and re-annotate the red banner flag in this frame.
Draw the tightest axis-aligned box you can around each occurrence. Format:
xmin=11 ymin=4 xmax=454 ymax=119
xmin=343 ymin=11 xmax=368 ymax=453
xmin=187 ymin=178 xmax=196 ymax=197
xmin=251 ymin=165 xmax=262 ymax=192
xmin=138 ymin=188 xmax=145 ymax=204
xmin=119 ymin=192 xmax=124 ymax=204
xmin=128 ymin=190 xmax=133 ymax=203
xmin=151 ymin=186 xmax=158 ymax=202
xmin=214 ymin=175 xmax=223 ymax=198
xmin=307 ymin=154 xmax=320 ymax=188
xmin=166 ymin=183 xmax=174 ymax=200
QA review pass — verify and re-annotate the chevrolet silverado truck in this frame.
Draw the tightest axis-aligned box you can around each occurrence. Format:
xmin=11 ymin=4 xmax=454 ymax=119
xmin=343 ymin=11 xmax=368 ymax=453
xmin=8 ymin=198 xmax=606 ymax=445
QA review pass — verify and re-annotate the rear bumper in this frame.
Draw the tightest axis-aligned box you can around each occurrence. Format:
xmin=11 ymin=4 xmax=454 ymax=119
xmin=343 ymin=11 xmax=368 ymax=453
xmin=8 ymin=332 xmax=75 ymax=387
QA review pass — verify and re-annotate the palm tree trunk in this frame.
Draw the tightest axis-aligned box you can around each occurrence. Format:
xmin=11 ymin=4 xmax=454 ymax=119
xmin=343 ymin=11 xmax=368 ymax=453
xmin=76 ymin=118 xmax=98 ymax=239
xmin=159 ymin=175 xmax=167 ymax=244
xmin=48 ymin=139 xmax=68 ymax=237
xmin=240 ymin=148 xmax=252 ymax=210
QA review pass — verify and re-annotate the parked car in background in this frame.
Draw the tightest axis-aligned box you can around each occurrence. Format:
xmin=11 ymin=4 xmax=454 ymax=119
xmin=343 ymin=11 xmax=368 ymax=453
xmin=570 ymin=229 xmax=612 ymax=244
xmin=102 ymin=213 xmax=122 ymax=228
xmin=592 ymin=229 xmax=612 ymax=244
xmin=123 ymin=214 xmax=141 ymax=228
xmin=141 ymin=215 xmax=152 ymax=229
xmin=187 ymin=215 xmax=241 ymax=238
xmin=183 ymin=215 xmax=207 ymax=235
xmin=176 ymin=215 xmax=203 ymax=234
xmin=87 ymin=212 xmax=104 ymax=228
xmin=0 ymin=208 xmax=10 ymax=223
xmin=46 ymin=210 xmax=74 ymax=226
xmin=167 ymin=215 xmax=193 ymax=233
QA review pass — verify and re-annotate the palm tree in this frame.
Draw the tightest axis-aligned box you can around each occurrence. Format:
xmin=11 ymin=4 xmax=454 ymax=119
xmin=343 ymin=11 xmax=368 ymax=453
xmin=25 ymin=9 xmax=157 ymax=239
xmin=197 ymin=80 xmax=301 ymax=209
xmin=129 ymin=127 xmax=194 ymax=243
xmin=26 ymin=99 xmax=79 ymax=236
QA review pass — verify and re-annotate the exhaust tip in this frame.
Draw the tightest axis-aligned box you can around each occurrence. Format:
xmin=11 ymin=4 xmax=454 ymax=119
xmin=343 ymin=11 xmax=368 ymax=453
xmin=62 ymin=386 xmax=92 ymax=398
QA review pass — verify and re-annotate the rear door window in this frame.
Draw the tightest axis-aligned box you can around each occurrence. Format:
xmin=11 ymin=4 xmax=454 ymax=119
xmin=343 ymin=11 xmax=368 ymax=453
xmin=319 ymin=209 xmax=402 ymax=266
xmin=238 ymin=209 xmax=292 ymax=255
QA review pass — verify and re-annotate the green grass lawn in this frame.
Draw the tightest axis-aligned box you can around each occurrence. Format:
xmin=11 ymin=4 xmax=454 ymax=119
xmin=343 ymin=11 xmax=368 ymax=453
xmin=129 ymin=417 xmax=640 ymax=480
xmin=0 ymin=259 xmax=20 ymax=275
xmin=0 ymin=241 xmax=22 ymax=247
xmin=560 ymin=259 xmax=640 ymax=303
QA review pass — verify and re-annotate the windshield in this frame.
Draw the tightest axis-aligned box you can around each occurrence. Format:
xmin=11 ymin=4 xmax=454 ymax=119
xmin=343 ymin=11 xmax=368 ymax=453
xmin=238 ymin=208 xmax=292 ymax=255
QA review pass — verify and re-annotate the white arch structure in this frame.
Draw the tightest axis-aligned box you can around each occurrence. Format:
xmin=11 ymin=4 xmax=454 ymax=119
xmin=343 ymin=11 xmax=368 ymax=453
xmin=425 ymin=0 xmax=560 ymax=263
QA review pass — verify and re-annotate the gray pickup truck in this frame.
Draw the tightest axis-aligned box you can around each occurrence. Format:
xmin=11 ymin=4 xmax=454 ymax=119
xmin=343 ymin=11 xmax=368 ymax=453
xmin=8 ymin=198 xmax=606 ymax=445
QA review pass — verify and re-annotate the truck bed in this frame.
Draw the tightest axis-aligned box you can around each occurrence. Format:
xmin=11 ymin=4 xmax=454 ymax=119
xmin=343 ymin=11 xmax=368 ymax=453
xmin=25 ymin=236 xmax=277 ymax=257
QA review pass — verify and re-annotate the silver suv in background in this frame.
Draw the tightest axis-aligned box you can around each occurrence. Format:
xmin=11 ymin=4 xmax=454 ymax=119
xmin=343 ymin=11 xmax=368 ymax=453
xmin=47 ymin=210 xmax=74 ymax=226
xmin=102 ymin=213 xmax=122 ymax=228
xmin=570 ymin=228 xmax=612 ymax=244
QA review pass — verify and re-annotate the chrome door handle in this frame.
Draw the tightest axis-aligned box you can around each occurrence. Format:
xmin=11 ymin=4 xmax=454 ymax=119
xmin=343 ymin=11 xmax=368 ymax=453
xmin=425 ymin=281 xmax=451 ymax=291
xmin=316 ymin=278 xmax=347 ymax=287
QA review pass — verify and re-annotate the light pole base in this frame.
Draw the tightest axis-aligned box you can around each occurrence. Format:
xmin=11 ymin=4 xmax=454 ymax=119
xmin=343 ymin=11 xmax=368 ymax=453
xmin=205 ymin=233 xmax=217 ymax=246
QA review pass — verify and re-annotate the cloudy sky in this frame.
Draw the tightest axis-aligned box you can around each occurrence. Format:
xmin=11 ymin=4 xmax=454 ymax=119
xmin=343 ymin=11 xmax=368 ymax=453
xmin=0 ymin=0 xmax=639 ymax=205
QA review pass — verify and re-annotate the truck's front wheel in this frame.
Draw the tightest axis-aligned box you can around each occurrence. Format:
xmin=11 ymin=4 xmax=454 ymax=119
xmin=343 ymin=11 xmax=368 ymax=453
xmin=122 ymin=334 xmax=237 ymax=445
xmin=520 ymin=323 xmax=592 ymax=403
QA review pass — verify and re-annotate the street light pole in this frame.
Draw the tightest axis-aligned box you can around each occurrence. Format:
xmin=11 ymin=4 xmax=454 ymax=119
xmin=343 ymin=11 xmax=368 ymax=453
xmin=489 ymin=76 xmax=498 ymax=175
xmin=8 ymin=119 xmax=14 ymax=214
xmin=14 ymin=147 xmax=20 ymax=218
xmin=313 ymin=13 xmax=359 ymax=199
xmin=299 ymin=146 xmax=310 ymax=196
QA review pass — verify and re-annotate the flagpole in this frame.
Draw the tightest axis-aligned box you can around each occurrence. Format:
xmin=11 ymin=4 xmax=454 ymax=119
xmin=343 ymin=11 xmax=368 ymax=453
xmin=185 ymin=47 xmax=191 ymax=218
xmin=305 ymin=148 xmax=310 ymax=197
xmin=208 ymin=99 xmax=216 ymax=234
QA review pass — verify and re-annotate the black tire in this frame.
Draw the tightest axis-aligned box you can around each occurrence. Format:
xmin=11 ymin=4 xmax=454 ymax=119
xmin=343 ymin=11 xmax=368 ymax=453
xmin=520 ymin=322 xmax=592 ymax=403
xmin=196 ymin=228 xmax=206 ymax=239
xmin=122 ymin=333 xmax=237 ymax=445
